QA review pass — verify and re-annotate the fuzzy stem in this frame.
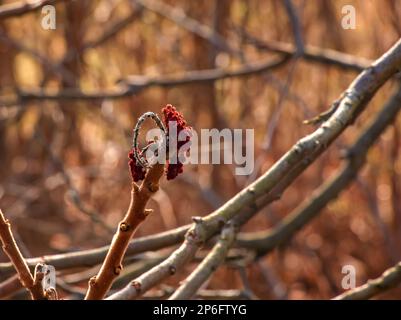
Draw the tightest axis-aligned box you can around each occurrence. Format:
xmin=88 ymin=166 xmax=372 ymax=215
xmin=85 ymin=162 xmax=165 ymax=300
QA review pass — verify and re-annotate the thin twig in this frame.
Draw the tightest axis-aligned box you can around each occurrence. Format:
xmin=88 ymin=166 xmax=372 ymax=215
xmin=0 ymin=55 xmax=288 ymax=105
xmin=106 ymin=216 xmax=205 ymax=300
xmin=283 ymin=0 xmax=304 ymax=56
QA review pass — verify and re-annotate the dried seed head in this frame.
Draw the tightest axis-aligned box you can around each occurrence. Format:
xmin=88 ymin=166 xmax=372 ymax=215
xmin=128 ymin=149 xmax=146 ymax=182
xmin=128 ymin=105 xmax=191 ymax=182
xmin=162 ymin=104 xmax=192 ymax=180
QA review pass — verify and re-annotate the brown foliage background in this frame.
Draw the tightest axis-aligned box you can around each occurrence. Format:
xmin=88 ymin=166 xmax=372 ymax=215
xmin=1 ymin=0 xmax=401 ymax=299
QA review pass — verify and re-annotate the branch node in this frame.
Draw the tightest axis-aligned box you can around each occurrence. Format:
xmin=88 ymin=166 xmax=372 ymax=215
xmin=114 ymin=265 xmax=123 ymax=275
xmin=131 ymin=281 xmax=142 ymax=293
xmin=147 ymin=182 xmax=159 ymax=193
xmin=169 ymin=265 xmax=177 ymax=275
xmin=144 ymin=208 xmax=154 ymax=217
xmin=119 ymin=222 xmax=130 ymax=232
xmin=192 ymin=216 xmax=203 ymax=224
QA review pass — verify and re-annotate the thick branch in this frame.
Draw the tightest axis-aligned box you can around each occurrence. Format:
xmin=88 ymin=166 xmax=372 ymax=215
xmin=84 ymin=163 xmax=165 ymax=300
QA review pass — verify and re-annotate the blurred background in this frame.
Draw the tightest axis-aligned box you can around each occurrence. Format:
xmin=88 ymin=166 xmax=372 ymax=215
xmin=0 ymin=0 xmax=401 ymax=299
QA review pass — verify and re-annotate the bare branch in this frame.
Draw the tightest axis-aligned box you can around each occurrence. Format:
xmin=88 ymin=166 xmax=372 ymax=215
xmin=169 ymin=222 xmax=236 ymax=300
xmin=237 ymin=85 xmax=401 ymax=255
xmin=283 ymin=0 xmax=304 ymax=56
xmin=85 ymin=162 xmax=165 ymax=299
xmin=0 ymin=55 xmax=288 ymax=104
xmin=106 ymin=216 xmax=206 ymax=300
xmin=0 ymin=225 xmax=189 ymax=279
xmin=237 ymin=28 xmax=371 ymax=72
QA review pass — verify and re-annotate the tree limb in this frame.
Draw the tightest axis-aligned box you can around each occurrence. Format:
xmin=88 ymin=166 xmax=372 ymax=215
xmin=84 ymin=163 xmax=165 ymax=299
xmin=236 ymin=85 xmax=401 ymax=255
xmin=169 ymin=222 xmax=236 ymax=300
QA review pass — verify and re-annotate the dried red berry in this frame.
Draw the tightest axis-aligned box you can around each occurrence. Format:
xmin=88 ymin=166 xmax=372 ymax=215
xmin=162 ymin=104 xmax=191 ymax=180
xmin=128 ymin=149 xmax=146 ymax=182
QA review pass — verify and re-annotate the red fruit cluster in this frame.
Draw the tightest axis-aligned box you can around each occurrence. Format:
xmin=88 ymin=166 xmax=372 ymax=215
xmin=128 ymin=149 xmax=146 ymax=182
xmin=162 ymin=104 xmax=191 ymax=180
xmin=128 ymin=104 xmax=191 ymax=182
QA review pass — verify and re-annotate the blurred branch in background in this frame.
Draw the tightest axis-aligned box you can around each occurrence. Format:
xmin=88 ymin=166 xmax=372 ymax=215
xmin=0 ymin=55 xmax=289 ymax=105
xmin=134 ymin=0 xmax=242 ymax=58
xmin=236 ymin=28 xmax=371 ymax=71
xmin=2 ymin=0 xmax=401 ymax=300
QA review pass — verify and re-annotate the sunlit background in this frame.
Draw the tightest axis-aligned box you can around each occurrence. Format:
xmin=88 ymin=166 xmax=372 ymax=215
xmin=0 ymin=0 xmax=401 ymax=299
